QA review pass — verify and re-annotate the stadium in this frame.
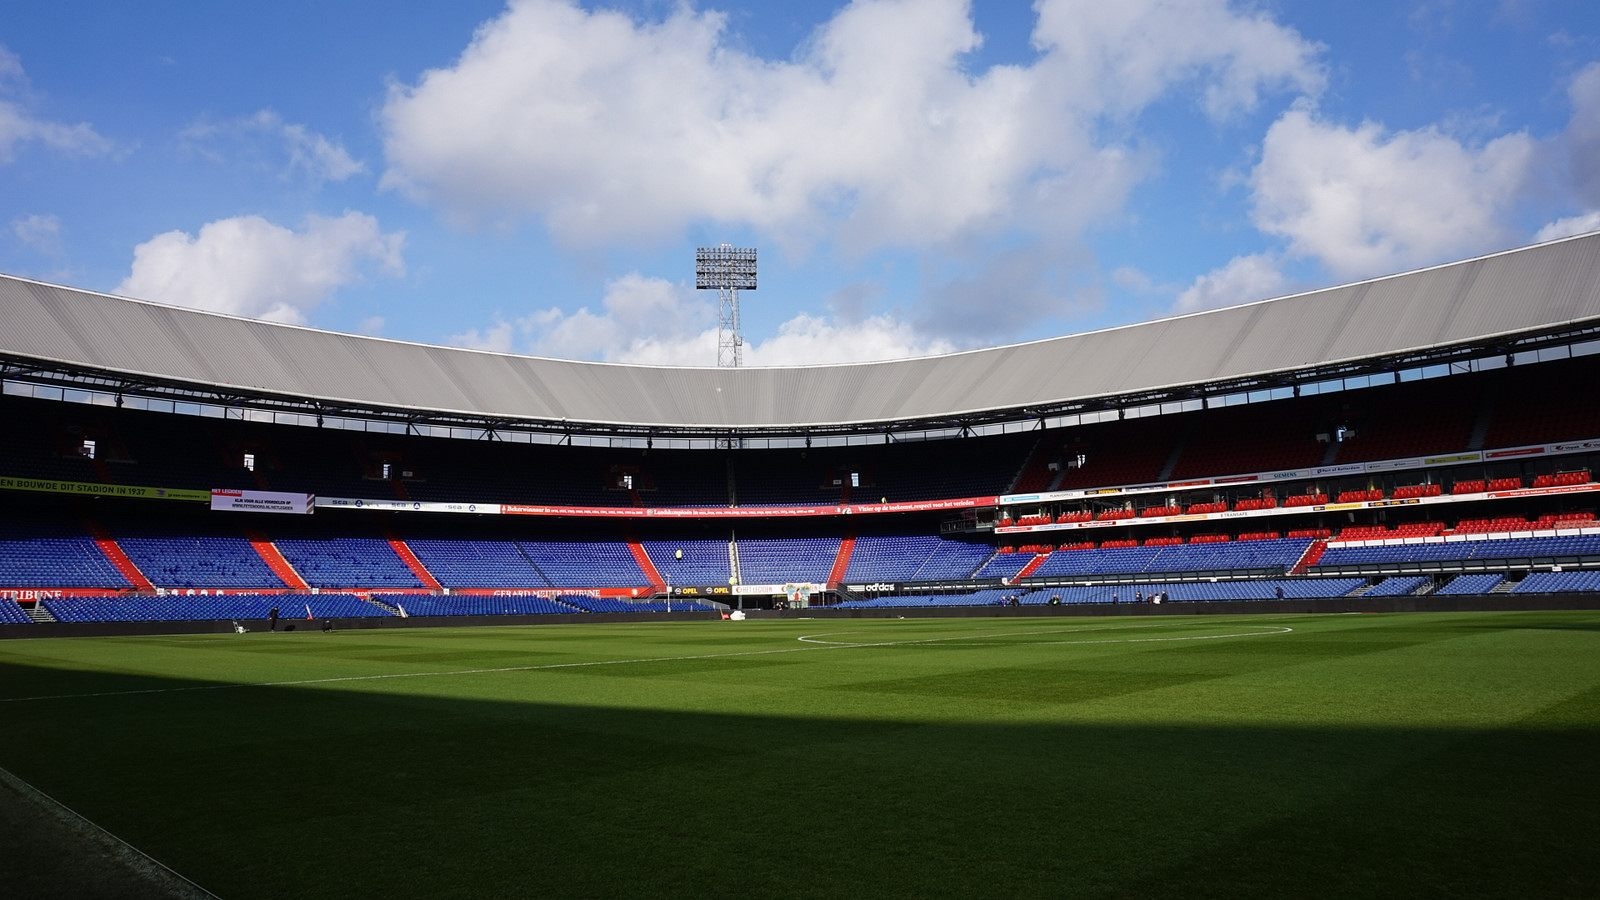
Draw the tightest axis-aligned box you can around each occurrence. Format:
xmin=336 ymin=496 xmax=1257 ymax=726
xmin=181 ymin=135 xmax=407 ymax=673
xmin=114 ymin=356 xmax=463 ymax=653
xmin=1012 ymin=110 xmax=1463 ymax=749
xmin=3 ymin=232 xmax=1600 ymax=896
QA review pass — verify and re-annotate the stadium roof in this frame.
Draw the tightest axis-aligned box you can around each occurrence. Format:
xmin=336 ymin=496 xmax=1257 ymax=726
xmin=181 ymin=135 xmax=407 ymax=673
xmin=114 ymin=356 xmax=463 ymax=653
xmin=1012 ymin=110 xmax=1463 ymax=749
xmin=4 ymin=232 xmax=1600 ymax=438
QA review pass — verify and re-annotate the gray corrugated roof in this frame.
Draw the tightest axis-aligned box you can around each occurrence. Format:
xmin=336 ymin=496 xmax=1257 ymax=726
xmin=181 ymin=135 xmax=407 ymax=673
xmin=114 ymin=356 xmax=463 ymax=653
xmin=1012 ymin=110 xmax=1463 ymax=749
xmin=3 ymin=233 xmax=1600 ymax=430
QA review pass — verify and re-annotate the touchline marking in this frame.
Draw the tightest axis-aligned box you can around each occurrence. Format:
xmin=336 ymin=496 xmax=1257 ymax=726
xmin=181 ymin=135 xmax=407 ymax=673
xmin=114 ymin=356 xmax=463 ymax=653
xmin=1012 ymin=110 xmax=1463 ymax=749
xmin=0 ymin=621 xmax=1291 ymax=705
xmin=0 ymin=762 xmax=218 ymax=899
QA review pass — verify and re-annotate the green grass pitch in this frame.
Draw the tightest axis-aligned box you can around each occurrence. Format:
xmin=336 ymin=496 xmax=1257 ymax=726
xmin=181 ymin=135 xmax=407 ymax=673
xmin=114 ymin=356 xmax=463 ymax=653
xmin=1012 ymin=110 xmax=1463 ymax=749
xmin=2 ymin=612 xmax=1598 ymax=898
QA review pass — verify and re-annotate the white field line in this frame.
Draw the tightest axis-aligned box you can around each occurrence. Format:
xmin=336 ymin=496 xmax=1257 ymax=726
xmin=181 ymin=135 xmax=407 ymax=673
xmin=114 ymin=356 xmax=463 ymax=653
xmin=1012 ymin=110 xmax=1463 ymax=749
xmin=0 ymin=620 xmax=1291 ymax=705
xmin=795 ymin=620 xmax=1293 ymax=646
xmin=0 ymin=762 xmax=218 ymax=899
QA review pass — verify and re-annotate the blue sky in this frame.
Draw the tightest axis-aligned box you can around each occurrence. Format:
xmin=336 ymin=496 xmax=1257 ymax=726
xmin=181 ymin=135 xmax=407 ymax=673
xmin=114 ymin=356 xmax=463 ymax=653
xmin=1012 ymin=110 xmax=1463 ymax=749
xmin=3 ymin=0 xmax=1599 ymax=366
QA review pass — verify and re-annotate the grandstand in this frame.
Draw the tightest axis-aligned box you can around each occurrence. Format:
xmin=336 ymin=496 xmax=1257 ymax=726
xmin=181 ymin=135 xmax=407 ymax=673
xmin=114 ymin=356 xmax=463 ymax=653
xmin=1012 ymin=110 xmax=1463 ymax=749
xmin=4 ymin=233 xmax=1600 ymax=629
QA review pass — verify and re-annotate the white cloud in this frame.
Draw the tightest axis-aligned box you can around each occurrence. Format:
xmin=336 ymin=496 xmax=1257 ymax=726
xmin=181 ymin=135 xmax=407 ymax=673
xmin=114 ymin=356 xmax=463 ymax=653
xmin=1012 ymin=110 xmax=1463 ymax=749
xmin=380 ymin=0 xmax=1321 ymax=252
xmin=11 ymin=213 xmax=63 ymax=256
xmin=742 ymin=312 xmax=957 ymax=365
xmin=448 ymin=319 xmax=518 ymax=353
xmin=1031 ymin=0 xmax=1324 ymax=121
xmin=0 ymin=46 xmax=114 ymax=163
xmin=1175 ymin=252 xmax=1289 ymax=312
xmin=182 ymin=109 xmax=363 ymax=183
xmin=1562 ymin=62 xmax=1600 ymax=206
xmin=1533 ymin=210 xmax=1600 ymax=243
xmin=448 ymin=272 xmax=954 ymax=365
xmin=1248 ymin=106 xmax=1535 ymax=278
xmin=117 ymin=212 xmax=404 ymax=324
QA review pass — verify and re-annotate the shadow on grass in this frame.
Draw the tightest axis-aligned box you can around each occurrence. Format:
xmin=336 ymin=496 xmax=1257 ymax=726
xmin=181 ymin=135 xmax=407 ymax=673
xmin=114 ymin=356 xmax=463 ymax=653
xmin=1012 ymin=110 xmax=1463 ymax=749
xmin=0 ymin=660 xmax=1596 ymax=900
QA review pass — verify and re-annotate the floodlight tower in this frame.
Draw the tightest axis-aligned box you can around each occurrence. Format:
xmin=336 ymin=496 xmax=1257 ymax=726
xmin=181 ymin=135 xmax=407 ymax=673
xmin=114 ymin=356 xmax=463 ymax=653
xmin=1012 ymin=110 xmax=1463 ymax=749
xmin=696 ymin=244 xmax=757 ymax=367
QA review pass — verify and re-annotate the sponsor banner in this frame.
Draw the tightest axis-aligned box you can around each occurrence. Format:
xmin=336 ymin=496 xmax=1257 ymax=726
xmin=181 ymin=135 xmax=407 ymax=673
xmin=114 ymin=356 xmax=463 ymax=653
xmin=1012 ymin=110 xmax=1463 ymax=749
xmin=501 ymin=497 xmax=995 ymax=519
xmin=320 ymin=497 xmax=501 ymax=514
xmin=211 ymin=489 xmax=314 ymax=515
xmin=1484 ymin=446 xmax=1546 ymax=460
xmin=1422 ymin=452 xmax=1481 ymax=466
xmin=447 ymin=588 xmax=649 ymax=599
xmin=1261 ymin=469 xmax=1308 ymax=482
xmin=0 ymin=475 xmax=208 ymax=503
xmin=846 ymin=583 xmax=897 ymax=593
xmin=157 ymin=588 xmax=317 ymax=596
xmin=671 ymin=585 xmax=734 ymax=597
xmin=1 ymin=588 xmax=138 ymax=600
xmin=1211 ymin=475 xmax=1261 ymax=485
xmin=1361 ymin=458 xmax=1417 ymax=472
xmin=1488 ymin=483 xmax=1600 ymax=500
xmin=735 ymin=582 xmax=823 ymax=597
xmin=1551 ymin=439 xmax=1600 ymax=454
xmin=845 ymin=497 xmax=998 ymax=514
xmin=452 ymin=588 xmax=599 ymax=598
xmin=1312 ymin=463 xmax=1367 ymax=477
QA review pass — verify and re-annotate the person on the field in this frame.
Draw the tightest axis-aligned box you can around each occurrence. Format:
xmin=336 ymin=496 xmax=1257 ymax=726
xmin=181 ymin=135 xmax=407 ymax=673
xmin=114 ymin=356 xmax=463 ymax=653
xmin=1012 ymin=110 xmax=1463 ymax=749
xmin=268 ymin=605 xmax=280 ymax=631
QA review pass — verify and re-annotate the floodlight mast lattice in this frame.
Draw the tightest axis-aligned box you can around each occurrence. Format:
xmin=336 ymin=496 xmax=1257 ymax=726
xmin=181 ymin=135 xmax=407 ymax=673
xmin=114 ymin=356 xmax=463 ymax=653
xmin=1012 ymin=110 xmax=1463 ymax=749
xmin=696 ymin=245 xmax=757 ymax=367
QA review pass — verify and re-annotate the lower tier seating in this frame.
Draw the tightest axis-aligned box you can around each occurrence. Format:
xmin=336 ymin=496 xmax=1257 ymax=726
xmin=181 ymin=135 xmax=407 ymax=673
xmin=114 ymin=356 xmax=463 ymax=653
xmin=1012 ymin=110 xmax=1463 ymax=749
xmin=43 ymin=593 xmax=390 ymax=623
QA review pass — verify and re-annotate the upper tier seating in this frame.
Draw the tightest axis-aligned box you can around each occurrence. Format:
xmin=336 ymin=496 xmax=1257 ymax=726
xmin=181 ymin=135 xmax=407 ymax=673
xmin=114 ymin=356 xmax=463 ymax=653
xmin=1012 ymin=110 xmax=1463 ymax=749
xmin=117 ymin=533 xmax=282 ymax=589
xmin=274 ymin=537 xmax=422 ymax=589
xmin=644 ymin=538 xmax=732 ymax=587
xmin=1315 ymin=534 xmax=1600 ymax=569
xmin=1532 ymin=470 xmax=1592 ymax=488
xmin=975 ymin=552 xmax=1035 ymax=580
xmin=1029 ymin=538 xmax=1312 ymax=578
xmin=0 ymin=521 xmax=129 ymax=589
xmin=736 ymin=536 xmax=838 ymax=583
xmin=1483 ymin=356 xmax=1600 ymax=448
xmin=405 ymin=538 xmax=550 ymax=589
xmin=843 ymin=535 xmax=994 ymax=583
xmin=516 ymin=539 xmax=649 ymax=588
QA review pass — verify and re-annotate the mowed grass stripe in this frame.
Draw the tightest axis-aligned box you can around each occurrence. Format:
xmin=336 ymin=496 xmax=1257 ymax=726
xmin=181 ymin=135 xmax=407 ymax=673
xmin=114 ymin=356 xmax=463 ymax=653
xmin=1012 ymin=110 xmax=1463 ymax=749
xmin=1 ymin=612 xmax=1597 ymax=898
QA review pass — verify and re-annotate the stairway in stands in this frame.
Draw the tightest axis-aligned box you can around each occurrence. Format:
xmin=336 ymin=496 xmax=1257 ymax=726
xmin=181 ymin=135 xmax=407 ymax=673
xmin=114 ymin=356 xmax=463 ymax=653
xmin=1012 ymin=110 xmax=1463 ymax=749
xmin=628 ymin=539 xmax=667 ymax=592
xmin=1289 ymin=539 xmax=1327 ymax=575
xmin=387 ymin=534 xmax=442 ymax=590
xmin=828 ymin=533 xmax=856 ymax=583
xmin=1014 ymin=552 xmax=1051 ymax=580
xmin=247 ymin=530 xmax=311 ymax=590
xmin=27 ymin=605 xmax=56 ymax=623
xmin=85 ymin=520 xmax=154 ymax=591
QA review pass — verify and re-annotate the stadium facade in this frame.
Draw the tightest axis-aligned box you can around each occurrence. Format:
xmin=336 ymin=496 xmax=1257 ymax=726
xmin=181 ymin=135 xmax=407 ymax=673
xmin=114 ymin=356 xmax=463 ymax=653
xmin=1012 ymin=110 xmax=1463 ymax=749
xmin=3 ymin=232 xmax=1600 ymax=630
